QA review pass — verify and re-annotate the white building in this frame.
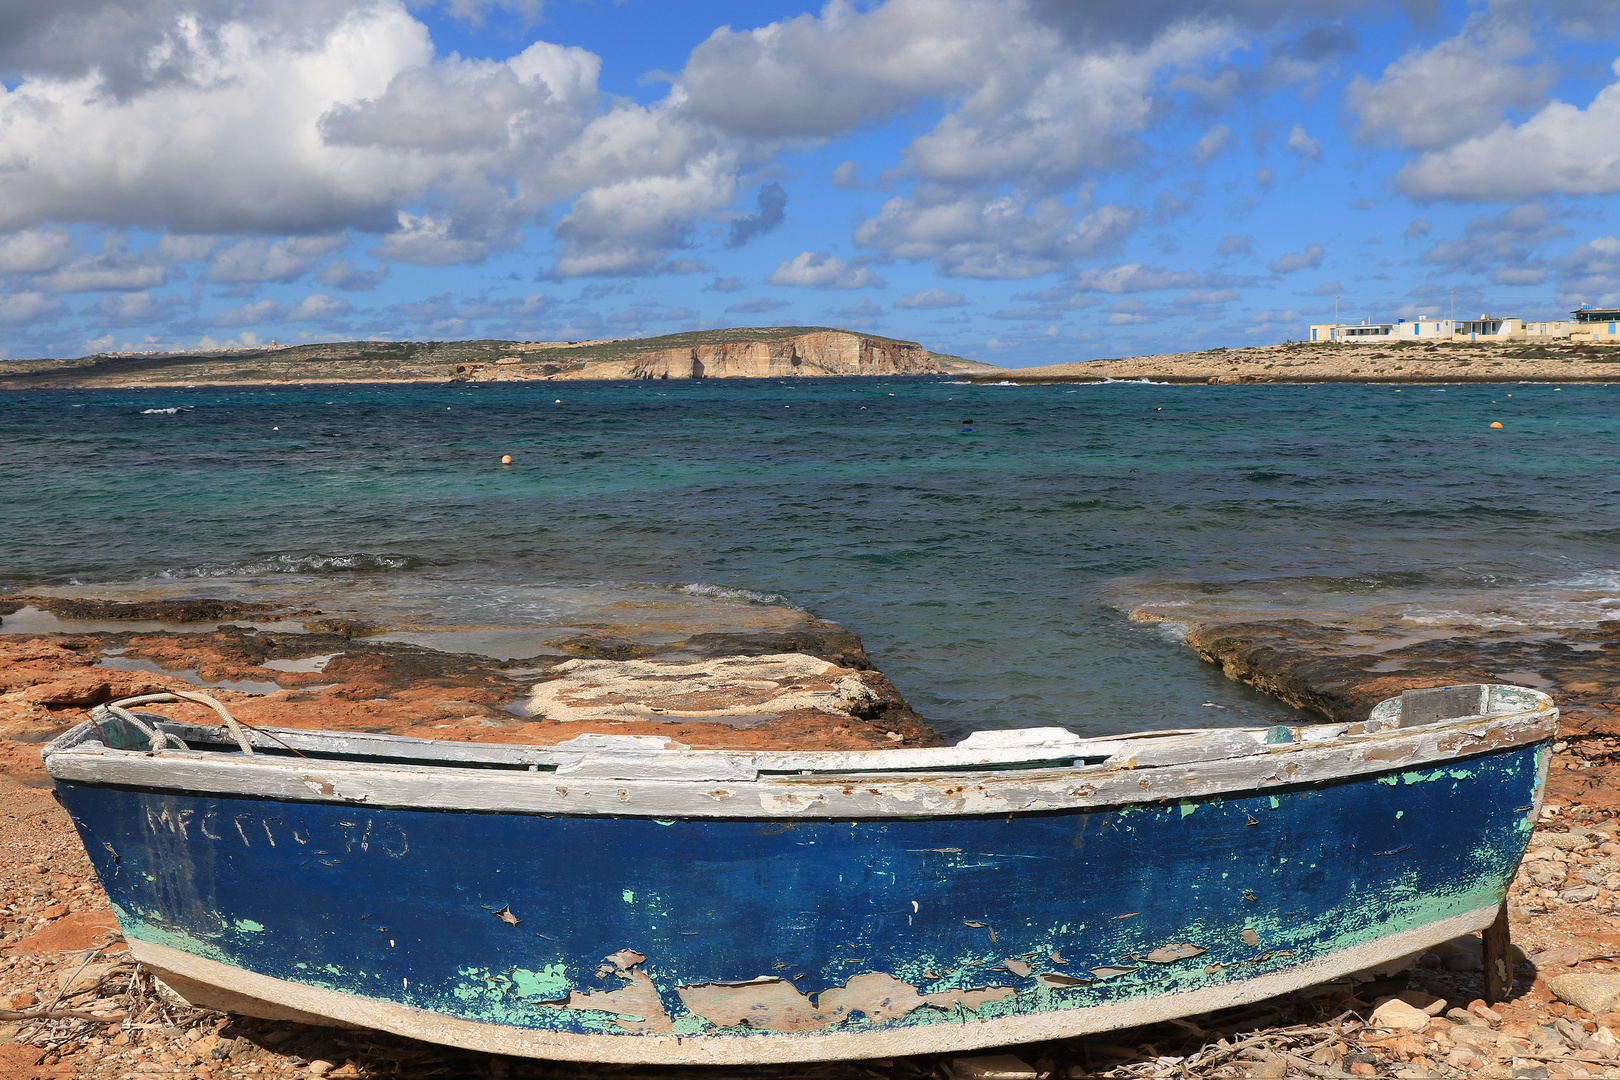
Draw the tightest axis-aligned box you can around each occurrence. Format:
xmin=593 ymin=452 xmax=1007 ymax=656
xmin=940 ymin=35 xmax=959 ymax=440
xmin=1307 ymin=318 xmax=1455 ymax=343
xmin=1455 ymin=315 xmax=1520 ymax=340
xmin=1305 ymin=313 xmax=1568 ymax=344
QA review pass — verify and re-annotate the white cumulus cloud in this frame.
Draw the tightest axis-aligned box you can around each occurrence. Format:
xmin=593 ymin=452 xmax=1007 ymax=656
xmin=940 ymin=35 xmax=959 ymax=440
xmin=1397 ymin=59 xmax=1620 ymax=200
xmin=894 ymin=288 xmax=967 ymax=309
xmin=1346 ymin=15 xmax=1549 ymax=151
xmin=766 ymin=252 xmax=886 ymax=290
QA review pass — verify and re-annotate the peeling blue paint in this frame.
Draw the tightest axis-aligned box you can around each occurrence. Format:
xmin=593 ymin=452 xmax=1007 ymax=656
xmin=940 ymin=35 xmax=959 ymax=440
xmin=57 ymin=743 xmax=1545 ymax=1042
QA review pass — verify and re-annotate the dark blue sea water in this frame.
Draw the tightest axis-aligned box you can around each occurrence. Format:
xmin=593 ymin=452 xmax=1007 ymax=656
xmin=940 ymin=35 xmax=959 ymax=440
xmin=4 ymin=377 xmax=1619 ymax=738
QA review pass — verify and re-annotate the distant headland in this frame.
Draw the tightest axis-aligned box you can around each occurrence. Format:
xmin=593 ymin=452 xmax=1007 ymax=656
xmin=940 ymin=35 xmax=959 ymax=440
xmin=0 ymin=327 xmax=1000 ymax=389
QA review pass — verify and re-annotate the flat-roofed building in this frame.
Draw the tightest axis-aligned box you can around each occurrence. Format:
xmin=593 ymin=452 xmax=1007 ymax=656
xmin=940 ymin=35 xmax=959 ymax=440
xmin=1309 ymin=321 xmax=1396 ymax=342
xmin=1524 ymin=320 xmax=1570 ymax=338
xmin=1455 ymin=315 xmax=1520 ymax=340
xmin=1396 ymin=317 xmax=1454 ymax=340
xmin=1309 ymin=319 xmax=1449 ymax=342
xmin=1571 ymin=306 xmax=1620 ymax=342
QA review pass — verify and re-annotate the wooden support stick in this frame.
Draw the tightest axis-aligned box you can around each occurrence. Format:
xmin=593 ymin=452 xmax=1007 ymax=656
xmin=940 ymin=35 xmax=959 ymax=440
xmin=1484 ymin=899 xmax=1513 ymax=1003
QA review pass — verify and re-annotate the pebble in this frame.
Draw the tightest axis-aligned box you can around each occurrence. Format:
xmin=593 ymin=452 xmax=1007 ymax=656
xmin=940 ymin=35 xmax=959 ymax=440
xmin=1370 ymin=997 xmax=1433 ymax=1031
xmin=1395 ymin=990 xmax=1447 ymax=1015
xmin=1450 ymin=1024 xmax=1498 ymax=1051
xmin=1543 ymin=832 xmax=1597 ymax=851
xmin=1531 ymin=946 xmax=1584 ymax=968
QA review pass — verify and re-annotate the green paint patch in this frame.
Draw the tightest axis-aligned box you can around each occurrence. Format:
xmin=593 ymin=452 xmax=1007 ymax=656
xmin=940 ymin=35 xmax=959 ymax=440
xmin=622 ymin=890 xmax=635 ymax=904
xmin=233 ymin=919 xmax=265 ymax=933
xmin=1179 ymin=801 xmax=1198 ymax=818
xmin=1398 ymin=766 xmax=1477 ymax=785
xmin=510 ymin=964 xmax=571 ymax=1001
xmin=1268 ymin=796 xmax=1280 ymax=809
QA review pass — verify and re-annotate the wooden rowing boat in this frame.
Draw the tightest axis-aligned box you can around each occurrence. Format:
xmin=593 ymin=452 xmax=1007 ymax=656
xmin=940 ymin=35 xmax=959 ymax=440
xmin=43 ymin=682 xmax=1552 ymax=1063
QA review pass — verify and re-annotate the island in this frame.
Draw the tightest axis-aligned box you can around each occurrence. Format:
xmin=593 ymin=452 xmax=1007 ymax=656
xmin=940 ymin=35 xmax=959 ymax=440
xmin=0 ymin=327 xmax=1000 ymax=389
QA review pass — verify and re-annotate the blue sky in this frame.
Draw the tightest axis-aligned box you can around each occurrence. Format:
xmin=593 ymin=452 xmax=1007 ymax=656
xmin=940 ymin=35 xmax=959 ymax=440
xmin=2 ymin=0 xmax=1620 ymax=367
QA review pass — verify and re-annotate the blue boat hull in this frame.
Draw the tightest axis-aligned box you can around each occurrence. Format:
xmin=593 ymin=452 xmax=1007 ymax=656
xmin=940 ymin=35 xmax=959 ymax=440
xmin=56 ymin=741 xmax=1546 ymax=1061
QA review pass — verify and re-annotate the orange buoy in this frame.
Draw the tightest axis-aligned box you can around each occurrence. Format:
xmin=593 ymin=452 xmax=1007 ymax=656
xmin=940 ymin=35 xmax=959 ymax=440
xmin=501 ymin=454 xmax=513 ymax=465
xmin=1489 ymin=422 xmax=1503 ymax=428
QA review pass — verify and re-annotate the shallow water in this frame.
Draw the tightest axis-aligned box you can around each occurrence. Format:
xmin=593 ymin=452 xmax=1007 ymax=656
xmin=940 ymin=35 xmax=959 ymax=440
xmin=4 ymin=377 xmax=1617 ymax=738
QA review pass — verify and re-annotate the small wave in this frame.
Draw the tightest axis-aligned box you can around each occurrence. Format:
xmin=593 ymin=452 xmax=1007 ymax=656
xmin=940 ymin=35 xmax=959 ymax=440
xmin=1097 ymin=377 xmax=1174 ymax=386
xmin=156 ymin=553 xmax=427 ymax=578
xmin=679 ymin=582 xmax=790 ymax=606
xmin=141 ymin=407 xmax=185 ymax=415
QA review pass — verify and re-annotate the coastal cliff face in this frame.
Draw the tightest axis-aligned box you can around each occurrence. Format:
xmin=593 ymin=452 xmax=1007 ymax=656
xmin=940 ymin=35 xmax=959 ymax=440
xmin=545 ymin=330 xmax=943 ymax=380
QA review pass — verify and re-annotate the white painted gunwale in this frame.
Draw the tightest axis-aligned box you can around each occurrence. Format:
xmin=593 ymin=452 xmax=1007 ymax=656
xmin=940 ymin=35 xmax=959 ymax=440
xmin=131 ymin=906 xmax=1501 ymax=1064
xmin=43 ymin=687 xmax=1556 ymax=819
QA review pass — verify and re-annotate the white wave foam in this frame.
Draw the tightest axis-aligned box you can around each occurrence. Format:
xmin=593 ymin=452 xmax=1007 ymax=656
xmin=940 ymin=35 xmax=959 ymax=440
xmin=679 ymin=582 xmax=790 ymax=606
xmin=156 ymin=553 xmax=422 ymax=578
xmin=141 ymin=407 xmax=182 ymax=414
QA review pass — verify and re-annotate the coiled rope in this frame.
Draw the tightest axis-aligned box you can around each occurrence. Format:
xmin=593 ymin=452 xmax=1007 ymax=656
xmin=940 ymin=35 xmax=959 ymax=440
xmin=89 ymin=690 xmax=256 ymax=755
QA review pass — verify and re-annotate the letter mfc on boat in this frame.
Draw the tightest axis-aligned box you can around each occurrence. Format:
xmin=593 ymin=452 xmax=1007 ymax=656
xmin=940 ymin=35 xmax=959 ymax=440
xmin=44 ymin=683 xmax=1552 ymax=1064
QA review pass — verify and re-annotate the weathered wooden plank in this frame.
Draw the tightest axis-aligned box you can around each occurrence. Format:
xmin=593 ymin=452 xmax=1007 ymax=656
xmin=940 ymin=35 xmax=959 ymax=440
xmin=45 ymin=709 xmax=1553 ymax=819
xmin=1483 ymin=900 xmax=1514 ymax=1003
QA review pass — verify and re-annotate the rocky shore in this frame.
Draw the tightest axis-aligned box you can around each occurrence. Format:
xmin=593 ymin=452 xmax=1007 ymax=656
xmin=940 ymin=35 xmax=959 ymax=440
xmin=4 ymin=593 xmax=1620 ymax=1079
xmin=962 ymin=339 xmax=1620 ymax=384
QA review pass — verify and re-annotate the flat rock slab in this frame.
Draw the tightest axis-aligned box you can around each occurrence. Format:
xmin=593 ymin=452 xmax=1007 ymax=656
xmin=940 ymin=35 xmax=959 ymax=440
xmin=525 ymin=653 xmax=887 ymax=726
xmin=1549 ymin=972 xmax=1620 ymax=1014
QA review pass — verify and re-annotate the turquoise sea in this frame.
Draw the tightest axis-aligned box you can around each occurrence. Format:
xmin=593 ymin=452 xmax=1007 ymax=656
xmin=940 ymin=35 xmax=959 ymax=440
xmin=4 ymin=376 xmax=1619 ymax=738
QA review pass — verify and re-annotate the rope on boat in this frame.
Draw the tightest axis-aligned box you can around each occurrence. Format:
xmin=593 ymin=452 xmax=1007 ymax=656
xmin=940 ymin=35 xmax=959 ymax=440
xmin=92 ymin=690 xmax=256 ymax=755
xmin=91 ymin=703 xmax=190 ymax=752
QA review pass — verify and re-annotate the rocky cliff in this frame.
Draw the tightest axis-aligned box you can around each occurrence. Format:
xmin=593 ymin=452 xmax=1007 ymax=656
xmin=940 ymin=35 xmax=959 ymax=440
xmin=543 ymin=330 xmax=948 ymax=380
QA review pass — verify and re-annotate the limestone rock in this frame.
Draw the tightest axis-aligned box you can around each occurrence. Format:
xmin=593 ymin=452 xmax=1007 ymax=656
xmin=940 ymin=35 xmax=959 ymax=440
xmin=1370 ymin=997 xmax=1434 ymax=1030
xmin=1550 ymin=972 xmax=1620 ymax=1014
xmin=526 ymin=653 xmax=887 ymax=725
xmin=1542 ymin=831 xmax=1597 ymax=851
xmin=1531 ymin=946 xmax=1583 ymax=969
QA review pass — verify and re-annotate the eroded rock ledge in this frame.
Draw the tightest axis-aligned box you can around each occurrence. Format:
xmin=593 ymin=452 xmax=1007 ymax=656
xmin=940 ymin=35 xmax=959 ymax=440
xmin=0 ymin=602 xmax=942 ymax=777
xmin=1176 ymin=615 xmax=1620 ymax=811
